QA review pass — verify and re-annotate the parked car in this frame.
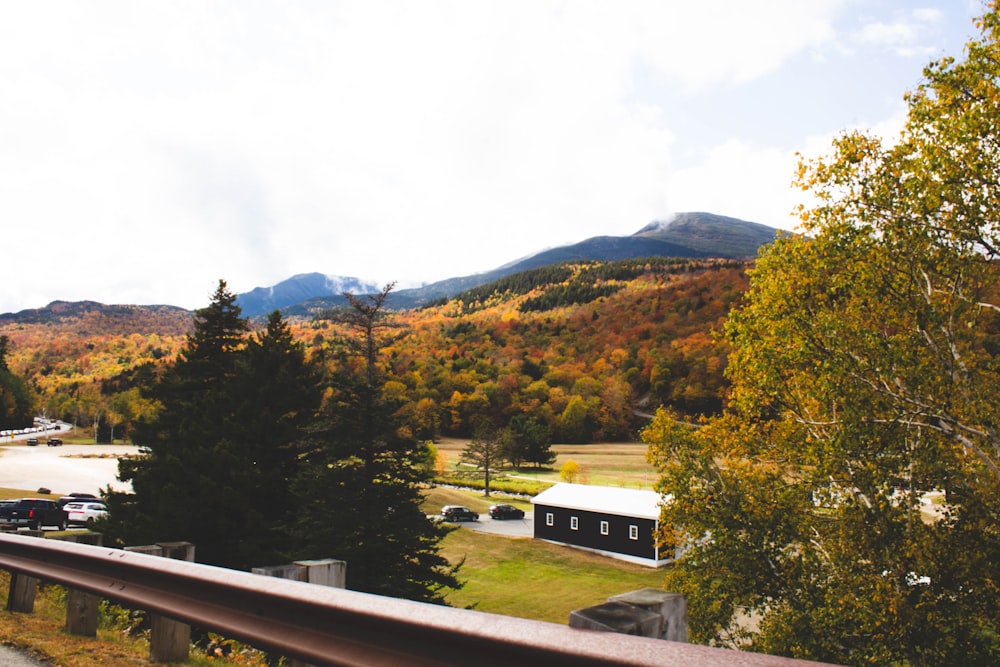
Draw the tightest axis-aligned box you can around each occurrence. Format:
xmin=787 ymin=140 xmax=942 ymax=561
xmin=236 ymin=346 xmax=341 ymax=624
xmin=0 ymin=498 xmax=67 ymax=530
xmin=64 ymin=501 xmax=108 ymax=527
xmin=46 ymin=438 xmax=62 ymax=446
xmin=440 ymin=505 xmax=479 ymax=522
xmin=488 ymin=503 xmax=525 ymax=520
xmin=58 ymin=493 xmax=100 ymax=509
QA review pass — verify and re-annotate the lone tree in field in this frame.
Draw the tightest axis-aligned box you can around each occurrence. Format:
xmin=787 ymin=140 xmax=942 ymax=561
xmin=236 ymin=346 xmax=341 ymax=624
xmin=460 ymin=420 xmax=507 ymax=497
xmin=644 ymin=7 xmax=1000 ymax=665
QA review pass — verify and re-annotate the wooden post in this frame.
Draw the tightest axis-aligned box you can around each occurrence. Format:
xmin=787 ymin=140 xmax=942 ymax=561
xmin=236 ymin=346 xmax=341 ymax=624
xmin=125 ymin=542 xmax=195 ymax=663
xmin=4 ymin=530 xmax=44 ymax=613
xmin=54 ymin=532 xmax=105 ymax=636
xmin=65 ymin=588 xmax=99 ymax=636
xmin=5 ymin=572 xmax=38 ymax=613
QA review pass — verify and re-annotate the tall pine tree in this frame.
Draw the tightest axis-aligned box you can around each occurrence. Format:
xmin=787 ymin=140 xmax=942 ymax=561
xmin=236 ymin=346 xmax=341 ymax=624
xmin=288 ymin=284 xmax=460 ymax=602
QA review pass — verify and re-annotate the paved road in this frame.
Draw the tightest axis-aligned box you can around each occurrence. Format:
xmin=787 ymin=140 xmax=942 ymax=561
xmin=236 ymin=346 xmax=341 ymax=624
xmin=0 ymin=645 xmax=46 ymax=666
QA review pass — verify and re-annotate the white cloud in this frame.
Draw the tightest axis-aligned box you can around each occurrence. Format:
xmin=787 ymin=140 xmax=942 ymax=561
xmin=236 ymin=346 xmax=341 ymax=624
xmin=0 ymin=1 xmax=983 ymax=312
xmin=855 ymin=7 xmax=949 ymax=57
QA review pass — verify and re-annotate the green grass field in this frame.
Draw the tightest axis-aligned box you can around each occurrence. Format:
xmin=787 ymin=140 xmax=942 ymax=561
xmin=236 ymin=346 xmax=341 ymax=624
xmin=438 ymin=526 xmax=668 ymax=624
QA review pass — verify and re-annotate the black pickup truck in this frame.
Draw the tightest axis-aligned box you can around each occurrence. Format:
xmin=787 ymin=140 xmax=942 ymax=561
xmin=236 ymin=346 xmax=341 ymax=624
xmin=0 ymin=498 xmax=67 ymax=530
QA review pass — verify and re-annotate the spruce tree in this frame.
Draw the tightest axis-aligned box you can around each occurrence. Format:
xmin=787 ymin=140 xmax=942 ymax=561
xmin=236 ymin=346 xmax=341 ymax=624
xmin=104 ymin=282 xmax=320 ymax=570
xmin=288 ymin=284 xmax=460 ymax=602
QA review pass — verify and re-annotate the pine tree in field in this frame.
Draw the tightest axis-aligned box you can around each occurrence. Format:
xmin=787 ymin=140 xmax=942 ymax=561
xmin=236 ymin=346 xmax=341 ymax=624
xmin=288 ymin=283 xmax=461 ymax=603
xmin=103 ymin=281 xmax=321 ymax=570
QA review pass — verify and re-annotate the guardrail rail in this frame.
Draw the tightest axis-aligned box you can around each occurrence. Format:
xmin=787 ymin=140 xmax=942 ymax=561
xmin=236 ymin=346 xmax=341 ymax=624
xmin=0 ymin=532 xmax=834 ymax=667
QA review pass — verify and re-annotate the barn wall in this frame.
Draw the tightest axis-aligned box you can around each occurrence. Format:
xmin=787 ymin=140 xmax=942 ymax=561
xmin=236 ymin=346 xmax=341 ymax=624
xmin=533 ymin=504 xmax=657 ymax=560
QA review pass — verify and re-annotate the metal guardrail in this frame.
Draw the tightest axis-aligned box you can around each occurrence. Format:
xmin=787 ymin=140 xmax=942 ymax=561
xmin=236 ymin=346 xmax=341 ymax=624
xmin=0 ymin=533 xmax=830 ymax=667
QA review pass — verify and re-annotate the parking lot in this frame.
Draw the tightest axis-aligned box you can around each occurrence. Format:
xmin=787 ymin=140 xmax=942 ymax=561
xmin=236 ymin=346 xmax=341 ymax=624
xmin=0 ymin=442 xmax=137 ymax=496
xmin=459 ymin=512 xmax=534 ymax=537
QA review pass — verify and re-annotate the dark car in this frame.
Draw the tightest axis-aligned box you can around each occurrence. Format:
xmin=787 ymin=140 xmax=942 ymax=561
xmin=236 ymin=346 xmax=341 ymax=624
xmin=58 ymin=493 xmax=100 ymax=509
xmin=47 ymin=438 xmax=63 ymax=446
xmin=0 ymin=498 xmax=67 ymax=530
xmin=488 ymin=503 xmax=525 ymax=520
xmin=440 ymin=505 xmax=479 ymax=522
xmin=26 ymin=438 xmax=38 ymax=446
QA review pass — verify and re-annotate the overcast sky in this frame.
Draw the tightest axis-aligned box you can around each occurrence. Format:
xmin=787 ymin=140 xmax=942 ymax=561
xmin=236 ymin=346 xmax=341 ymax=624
xmin=0 ymin=1 xmax=987 ymax=313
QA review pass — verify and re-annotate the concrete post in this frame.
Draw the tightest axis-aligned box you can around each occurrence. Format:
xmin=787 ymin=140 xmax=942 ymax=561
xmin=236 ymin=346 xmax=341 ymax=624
xmin=568 ymin=601 xmax=663 ymax=638
xmin=253 ymin=559 xmax=346 ymax=667
xmin=293 ymin=559 xmax=346 ymax=588
xmin=125 ymin=542 xmax=194 ymax=663
xmin=251 ymin=563 xmax=306 ymax=581
xmin=607 ymin=588 xmax=688 ymax=642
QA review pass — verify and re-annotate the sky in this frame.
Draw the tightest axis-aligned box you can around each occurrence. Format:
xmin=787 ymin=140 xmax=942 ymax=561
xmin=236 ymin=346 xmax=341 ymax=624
xmin=0 ymin=1 xmax=988 ymax=314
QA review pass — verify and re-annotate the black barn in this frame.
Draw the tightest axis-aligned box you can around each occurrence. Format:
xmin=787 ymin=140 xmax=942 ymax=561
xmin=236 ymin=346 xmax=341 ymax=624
xmin=531 ymin=483 xmax=672 ymax=567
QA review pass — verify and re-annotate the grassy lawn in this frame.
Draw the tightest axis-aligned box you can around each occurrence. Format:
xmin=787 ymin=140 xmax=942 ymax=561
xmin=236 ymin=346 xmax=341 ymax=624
xmin=438 ymin=527 xmax=668 ymax=624
xmin=421 ymin=482 xmax=670 ymax=625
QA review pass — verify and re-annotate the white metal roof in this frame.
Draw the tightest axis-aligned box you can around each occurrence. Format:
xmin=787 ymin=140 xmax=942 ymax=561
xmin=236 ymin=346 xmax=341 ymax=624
xmin=531 ymin=483 xmax=666 ymax=520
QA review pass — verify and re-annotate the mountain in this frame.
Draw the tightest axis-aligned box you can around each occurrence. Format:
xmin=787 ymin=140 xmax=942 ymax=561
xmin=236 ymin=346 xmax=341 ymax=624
xmin=1 ymin=212 xmax=779 ymax=319
xmin=380 ymin=211 xmax=780 ymax=310
xmin=235 ymin=273 xmax=381 ymax=318
xmin=0 ymin=300 xmax=191 ymax=334
xmin=634 ymin=211 xmax=781 ymax=257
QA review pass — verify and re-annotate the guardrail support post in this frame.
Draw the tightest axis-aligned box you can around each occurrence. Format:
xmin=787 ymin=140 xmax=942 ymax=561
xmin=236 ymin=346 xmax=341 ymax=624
xmin=253 ymin=558 xmax=346 ymax=667
xmin=608 ymin=589 xmax=688 ymax=642
xmin=5 ymin=571 xmax=38 ymax=613
xmin=55 ymin=532 xmax=105 ymax=636
xmin=293 ymin=559 xmax=346 ymax=588
xmin=126 ymin=541 xmax=195 ymax=663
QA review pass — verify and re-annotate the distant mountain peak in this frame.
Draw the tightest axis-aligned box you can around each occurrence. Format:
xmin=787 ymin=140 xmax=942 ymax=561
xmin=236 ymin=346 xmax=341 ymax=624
xmin=236 ymin=272 xmax=380 ymax=318
xmin=236 ymin=211 xmax=779 ymax=316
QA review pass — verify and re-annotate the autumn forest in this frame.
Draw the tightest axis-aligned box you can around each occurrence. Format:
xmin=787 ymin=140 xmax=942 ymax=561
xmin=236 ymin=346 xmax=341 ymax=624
xmin=0 ymin=257 xmax=748 ymax=443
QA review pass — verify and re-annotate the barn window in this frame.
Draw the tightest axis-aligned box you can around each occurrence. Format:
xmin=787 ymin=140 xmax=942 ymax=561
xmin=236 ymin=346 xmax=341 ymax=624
xmin=570 ymin=516 xmax=579 ymax=530
xmin=600 ymin=520 xmax=609 ymax=535
xmin=629 ymin=524 xmax=639 ymax=540
xmin=546 ymin=512 xmax=554 ymax=526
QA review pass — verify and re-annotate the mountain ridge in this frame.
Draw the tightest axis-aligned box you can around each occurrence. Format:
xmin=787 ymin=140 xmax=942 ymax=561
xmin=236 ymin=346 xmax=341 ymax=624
xmin=0 ymin=212 xmax=780 ymax=319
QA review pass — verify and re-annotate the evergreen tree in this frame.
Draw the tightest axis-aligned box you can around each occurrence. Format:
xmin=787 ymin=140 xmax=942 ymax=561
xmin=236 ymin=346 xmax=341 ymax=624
xmin=104 ymin=282 xmax=320 ymax=570
xmin=505 ymin=414 xmax=555 ymax=469
xmin=288 ymin=284 xmax=460 ymax=602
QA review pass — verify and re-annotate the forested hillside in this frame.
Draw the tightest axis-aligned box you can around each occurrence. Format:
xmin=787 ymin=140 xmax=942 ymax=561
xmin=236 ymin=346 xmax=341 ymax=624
xmin=1 ymin=257 xmax=749 ymax=443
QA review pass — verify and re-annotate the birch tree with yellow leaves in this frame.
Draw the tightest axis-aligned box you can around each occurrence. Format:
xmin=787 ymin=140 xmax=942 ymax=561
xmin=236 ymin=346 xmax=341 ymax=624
xmin=644 ymin=5 xmax=1000 ymax=665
